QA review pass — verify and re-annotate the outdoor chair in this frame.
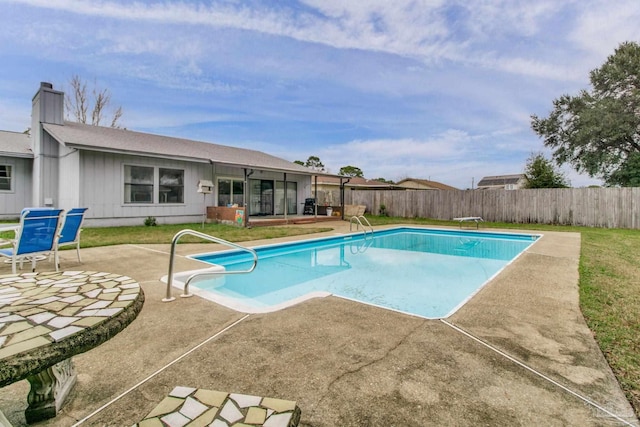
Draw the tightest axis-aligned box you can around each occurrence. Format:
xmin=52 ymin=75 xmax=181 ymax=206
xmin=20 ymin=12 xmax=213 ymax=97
xmin=54 ymin=207 xmax=88 ymax=267
xmin=0 ymin=208 xmax=65 ymax=274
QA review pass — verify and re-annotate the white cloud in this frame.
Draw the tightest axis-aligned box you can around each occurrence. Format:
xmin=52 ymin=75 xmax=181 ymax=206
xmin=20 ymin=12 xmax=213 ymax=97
xmin=333 ymin=132 xmax=470 ymax=159
xmin=570 ymin=1 xmax=640 ymax=60
xmin=9 ymin=0 xmax=455 ymax=60
xmin=301 ymin=131 xmax=504 ymax=186
xmin=460 ymin=0 xmax=564 ymax=38
xmin=8 ymin=0 xmax=630 ymax=88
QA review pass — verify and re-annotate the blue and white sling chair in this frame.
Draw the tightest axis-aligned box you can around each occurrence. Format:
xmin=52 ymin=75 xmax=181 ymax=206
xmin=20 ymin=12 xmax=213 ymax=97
xmin=0 ymin=208 xmax=65 ymax=274
xmin=54 ymin=207 xmax=88 ymax=267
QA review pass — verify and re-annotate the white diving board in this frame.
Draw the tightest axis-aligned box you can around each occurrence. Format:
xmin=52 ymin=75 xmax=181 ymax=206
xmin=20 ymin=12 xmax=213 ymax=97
xmin=452 ymin=217 xmax=484 ymax=229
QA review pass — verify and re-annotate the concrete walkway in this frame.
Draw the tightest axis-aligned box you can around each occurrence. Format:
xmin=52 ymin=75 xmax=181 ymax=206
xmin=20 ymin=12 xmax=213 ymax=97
xmin=0 ymin=223 xmax=637 ymax=426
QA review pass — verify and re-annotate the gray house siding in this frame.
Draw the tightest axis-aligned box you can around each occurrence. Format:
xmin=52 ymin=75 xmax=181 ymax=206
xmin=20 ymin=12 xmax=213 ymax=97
xmin=79 ymin=151 xmax=214 ymax=226
xmin=37 ymin=131 xmax=61 ymax=207
xmin=58 ymin=147 xmax=81 ymax=210
xmin=0 ymin=155 xmax=32 ymax=218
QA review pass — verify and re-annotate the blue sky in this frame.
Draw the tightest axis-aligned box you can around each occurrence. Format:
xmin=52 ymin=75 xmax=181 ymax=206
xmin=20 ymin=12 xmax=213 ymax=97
xmin=1 ymin=1 xmax=639 ymax=188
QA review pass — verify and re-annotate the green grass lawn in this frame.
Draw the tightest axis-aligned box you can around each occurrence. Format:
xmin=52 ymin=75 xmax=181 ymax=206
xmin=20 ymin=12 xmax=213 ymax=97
xmin=76 ymin=222 xmax=333 ymax=248
xmin=1 ymin=217 xmax=638 ymax=416
xmin=578 ymin=228 xmax=640 ymax=416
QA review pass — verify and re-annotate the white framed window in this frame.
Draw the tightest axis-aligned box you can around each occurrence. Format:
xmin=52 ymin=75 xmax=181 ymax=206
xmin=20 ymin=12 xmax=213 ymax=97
xmin=217 ymin=178 xmax=244 ymax=207
xmin=0 ymin=165 xmax=11 ymax=191
xmin=159 ymin=168 xmax=184 ymax=204
xmin=124 ymin=165 xmax=185 ymax=204
xmin=124 ymin=165 xmax=154 ymax=203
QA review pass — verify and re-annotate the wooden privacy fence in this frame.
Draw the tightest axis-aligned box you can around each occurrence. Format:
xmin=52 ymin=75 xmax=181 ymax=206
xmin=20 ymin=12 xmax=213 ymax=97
xmin=344 ymin=187 xmax=640 ymax=229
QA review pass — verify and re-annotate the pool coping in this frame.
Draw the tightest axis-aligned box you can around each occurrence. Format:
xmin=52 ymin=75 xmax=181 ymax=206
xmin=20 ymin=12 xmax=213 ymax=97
xmin=163 ymin=225 xmax=544 ymax=318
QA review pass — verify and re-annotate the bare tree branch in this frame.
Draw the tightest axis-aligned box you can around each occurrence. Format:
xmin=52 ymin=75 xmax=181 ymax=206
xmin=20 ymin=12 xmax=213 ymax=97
xmin=64 ymin=75 xmax=123 ymax=128
xmin=92 ymin=86 xmax=110 ymax=126
xmin=110 ymin=106 xmax=123 ymax=129
xmin=65 ymin=75 xmax=88 ymax=124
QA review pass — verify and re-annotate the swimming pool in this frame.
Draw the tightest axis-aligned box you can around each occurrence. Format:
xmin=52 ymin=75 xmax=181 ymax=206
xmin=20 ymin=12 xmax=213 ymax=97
xmin=179 ymin=227 xmax=539 ymax=318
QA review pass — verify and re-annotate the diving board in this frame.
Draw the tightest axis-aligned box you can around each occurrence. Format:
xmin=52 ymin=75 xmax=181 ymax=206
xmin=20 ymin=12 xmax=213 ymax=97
xmin=452 ymin=217 xmax=484 ymax=229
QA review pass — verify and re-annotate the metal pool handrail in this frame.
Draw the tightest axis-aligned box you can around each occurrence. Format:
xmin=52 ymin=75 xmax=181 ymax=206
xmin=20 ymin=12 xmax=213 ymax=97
xmin=163 ymin=229 xmax=258 ymax=302
xmin=349 ymin=215 xmax=374 ymax=237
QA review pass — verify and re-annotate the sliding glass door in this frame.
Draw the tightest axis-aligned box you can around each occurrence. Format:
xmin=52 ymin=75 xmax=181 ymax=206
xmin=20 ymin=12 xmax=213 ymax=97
xmin=250 ymin=179 xmax=298 ymax=216
xmin=249 ymin=179 xmax=273 ymax=216
xmin=275 ymin=181 xmax=297 ymax=215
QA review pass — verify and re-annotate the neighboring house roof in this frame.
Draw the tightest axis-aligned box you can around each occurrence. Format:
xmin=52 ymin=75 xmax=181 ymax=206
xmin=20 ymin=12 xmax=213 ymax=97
xmin=42 ymin=121 xmax=317 ymax=175
xmin=396 ymin=178 xmax=458 ymax=191
xmin=0 ymin=130 xmax=32 ymax=158
xmin=314 ymin=175 xmax=395 ymax=189
xmin=477 ymin=174 xmax=525 ymax=187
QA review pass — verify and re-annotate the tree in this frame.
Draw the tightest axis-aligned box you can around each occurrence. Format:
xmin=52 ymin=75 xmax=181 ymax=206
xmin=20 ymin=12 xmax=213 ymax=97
xmin=304 ymin=156 xmax=325 ymax=171
xmin=523 ymin=153 xmax=569 ymax=188
xmin=531 ymin=41 xmax=640 ymax=186
xmin=608 ymin=152 xmax=640 ymax=187
xmin=374 ymin=177 xmax=395 ymax=184
xmin=339 ymin=165 xmax=364 ymax=177
xmin=293 ymin=160 xmax=305 ymax=166
xmin=65 ymin=75 xmax=123 ymax=128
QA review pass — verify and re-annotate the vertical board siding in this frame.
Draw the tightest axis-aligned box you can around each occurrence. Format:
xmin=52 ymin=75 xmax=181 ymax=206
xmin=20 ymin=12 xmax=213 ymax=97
xmin=0 ymin=157 xmax=32 ymax=217
xmin=345 ymin=188 xmax=640 ymax=229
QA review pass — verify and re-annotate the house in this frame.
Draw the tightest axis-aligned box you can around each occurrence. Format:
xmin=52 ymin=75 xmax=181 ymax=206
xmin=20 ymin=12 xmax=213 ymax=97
xmin=395 ymin=178 xmax=458 ymax=191
xmin=476 ymin=174 xmax=526 ymax=190
xmin=0 ymin=82 xmax=335 ymax=226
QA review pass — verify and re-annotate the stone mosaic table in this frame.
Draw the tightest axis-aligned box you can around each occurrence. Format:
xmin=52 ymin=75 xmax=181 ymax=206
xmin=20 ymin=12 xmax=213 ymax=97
xmin=137 ymin=386 xmax=301 ymax=427
xmin=0 ymin=270 xmax=144 ymax=423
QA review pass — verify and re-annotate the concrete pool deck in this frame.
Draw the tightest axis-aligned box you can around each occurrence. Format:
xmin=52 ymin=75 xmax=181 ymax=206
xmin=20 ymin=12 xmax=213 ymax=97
xmin=0 ymin=223 xmax=638 ymax=426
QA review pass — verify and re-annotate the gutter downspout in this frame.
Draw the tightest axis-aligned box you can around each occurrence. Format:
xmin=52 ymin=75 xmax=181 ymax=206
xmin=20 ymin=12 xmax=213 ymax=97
xmin=244 ymin=168 xmax=254 ymax=228
xmin=340 ymin=177 xmax=351 ymax=220
xmin=209 ymin=160 xmax=215 ymax=225
xmin=284 ymin=173 xmax=288 ymax=224
xmin=314 ymin=175 xmax=318 ymax=218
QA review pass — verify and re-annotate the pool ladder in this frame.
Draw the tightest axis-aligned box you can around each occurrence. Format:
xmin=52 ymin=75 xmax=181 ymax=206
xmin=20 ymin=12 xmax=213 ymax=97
xmin=163 ymin=229 xmax=258 ymax=302
xmin=350 ymin=215 xmax=374 ymax=238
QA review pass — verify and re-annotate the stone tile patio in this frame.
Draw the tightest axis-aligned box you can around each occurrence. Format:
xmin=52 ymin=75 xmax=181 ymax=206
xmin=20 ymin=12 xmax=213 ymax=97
xmin=136 ymin=386 xmax=300 ymax=427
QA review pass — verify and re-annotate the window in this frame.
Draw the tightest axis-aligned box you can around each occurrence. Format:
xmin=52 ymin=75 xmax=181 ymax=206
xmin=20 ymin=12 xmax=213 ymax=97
xmin=159 ymin=168 xmax=184 ymax=203
xmin=218 ymin=178 xmax=244 ymax=207
xmin=124 ymin=165 xmax=154 ymax=203
xmin=0 ymin=165 xmax=11 ymax=191
xmin=124 ymin=165 xmax=185 ymax=204
xmin=233 ymin=180 xmax=244 ymax=205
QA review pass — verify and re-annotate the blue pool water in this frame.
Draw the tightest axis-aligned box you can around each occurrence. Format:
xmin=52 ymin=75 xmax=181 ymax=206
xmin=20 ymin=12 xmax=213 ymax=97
xmin=189 ymin=227 xmax=539 ymax=318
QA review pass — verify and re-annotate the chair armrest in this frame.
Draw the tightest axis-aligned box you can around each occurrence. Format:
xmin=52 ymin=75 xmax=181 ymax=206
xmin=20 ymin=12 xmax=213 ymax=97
xmin=0 ymin=238 xmax=16 ymax=248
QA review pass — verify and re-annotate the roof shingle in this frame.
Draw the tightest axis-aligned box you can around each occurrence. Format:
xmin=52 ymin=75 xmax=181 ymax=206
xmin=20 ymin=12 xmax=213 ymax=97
xmin=0 ymin=130 xmax=31 ymax=157
xmin=43 ymin=121 xmax=314 ymax=174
